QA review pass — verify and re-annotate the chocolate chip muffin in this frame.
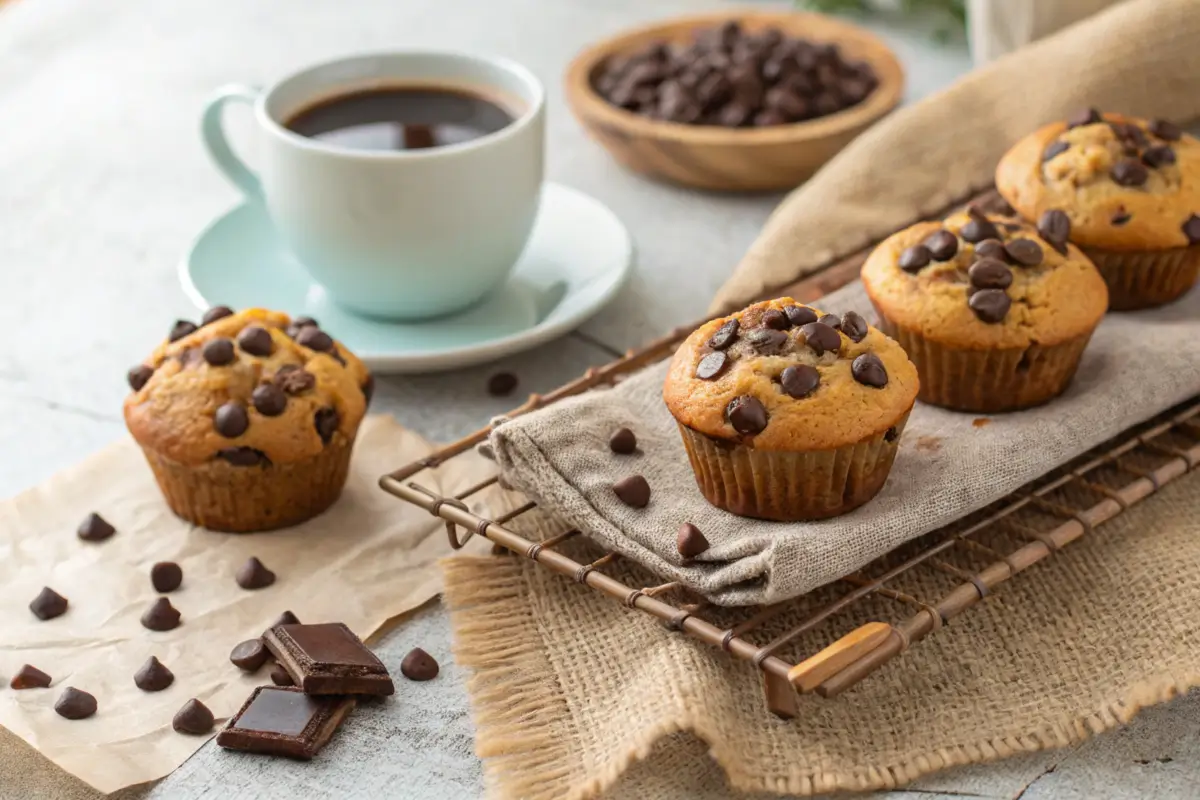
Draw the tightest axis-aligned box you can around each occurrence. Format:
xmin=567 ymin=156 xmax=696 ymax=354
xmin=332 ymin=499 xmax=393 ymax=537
xmin=996 ymin=109 xmax=1200 ymax=310
xmin=861 ymin=206 xmax=1108 ymax=413
xmin=124 ymin=307 xmax=372 ymax=532
xmin=662 ymin=298 xmax=918 ymax=521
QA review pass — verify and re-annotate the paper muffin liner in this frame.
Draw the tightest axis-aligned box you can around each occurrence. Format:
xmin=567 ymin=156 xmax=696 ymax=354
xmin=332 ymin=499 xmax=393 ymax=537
xmin=140 ymin=436 xmax=354 ymax=533
xmin=872 ymin=309 xmax=1094 ymax=413
xmin=1082 ymin=243 xmax=1200 ymax=311
xmin=676 ymin=412 xmax=910 ymax=522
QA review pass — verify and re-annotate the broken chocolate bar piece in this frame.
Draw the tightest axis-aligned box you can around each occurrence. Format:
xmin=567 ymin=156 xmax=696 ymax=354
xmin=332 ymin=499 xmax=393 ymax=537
xmin=263 ymin=623 xmax=394 ymax=696
xmin=215 ymin=686 xmax=355 ymax=760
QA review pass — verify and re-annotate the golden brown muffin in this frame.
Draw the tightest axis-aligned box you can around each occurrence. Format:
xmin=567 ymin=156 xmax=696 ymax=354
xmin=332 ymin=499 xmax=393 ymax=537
xmin=124 ymin=307 xmax=372 ymax=532
xmin=996 ymin=109 xmax=1200 ymax=309
xmin=861 ymin=206 xmax=1108 ymax=413
xmin=663 ymin=297 xmax=918 ymax=521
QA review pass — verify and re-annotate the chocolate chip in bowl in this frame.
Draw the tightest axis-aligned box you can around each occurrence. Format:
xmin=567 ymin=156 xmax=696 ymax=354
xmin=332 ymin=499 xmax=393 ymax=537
xmin=565 ymin=11 xmax=903 ymax=191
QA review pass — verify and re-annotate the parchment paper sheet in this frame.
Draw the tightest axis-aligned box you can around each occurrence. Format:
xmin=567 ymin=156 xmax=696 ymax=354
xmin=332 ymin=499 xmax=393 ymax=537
xmin=0 ymin=415 xmax=495 ymax=794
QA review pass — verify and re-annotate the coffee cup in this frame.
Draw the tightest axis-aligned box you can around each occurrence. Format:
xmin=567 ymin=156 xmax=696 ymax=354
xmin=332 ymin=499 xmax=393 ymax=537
xmin=202 ymin=51 xmax=545 ymax=320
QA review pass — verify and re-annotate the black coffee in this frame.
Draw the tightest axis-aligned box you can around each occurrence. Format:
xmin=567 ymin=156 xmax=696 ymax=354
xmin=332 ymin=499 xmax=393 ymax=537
xmin=285 ymin=85 xmax=516 ymax=151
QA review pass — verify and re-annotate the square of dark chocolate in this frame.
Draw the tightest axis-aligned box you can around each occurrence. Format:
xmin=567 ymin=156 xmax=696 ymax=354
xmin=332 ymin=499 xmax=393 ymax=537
xmin=216 ymin=686 xmax=355 ymax=760
xmin=264 ymin=622 xmax=394 ymax=696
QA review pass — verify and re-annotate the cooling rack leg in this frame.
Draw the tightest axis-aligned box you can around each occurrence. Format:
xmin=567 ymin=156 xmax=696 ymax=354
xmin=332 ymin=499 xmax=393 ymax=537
xmin=763 ymin=671 xmax=798 ymax=720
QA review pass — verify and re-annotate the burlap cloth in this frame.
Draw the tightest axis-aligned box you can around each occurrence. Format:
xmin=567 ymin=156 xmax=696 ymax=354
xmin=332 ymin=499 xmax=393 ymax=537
xmin=445 ymin=0 xmax=1200 ymax=796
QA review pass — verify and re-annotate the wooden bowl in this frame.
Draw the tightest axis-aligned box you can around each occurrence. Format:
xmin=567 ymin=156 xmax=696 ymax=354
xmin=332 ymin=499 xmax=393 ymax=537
xmin=565 ymin=10 xmax=904 ymax=192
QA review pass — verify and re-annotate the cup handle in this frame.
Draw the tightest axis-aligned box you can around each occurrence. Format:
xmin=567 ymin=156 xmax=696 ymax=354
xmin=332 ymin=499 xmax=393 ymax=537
xmin=201 ymin=84 xmax=264 ymax=203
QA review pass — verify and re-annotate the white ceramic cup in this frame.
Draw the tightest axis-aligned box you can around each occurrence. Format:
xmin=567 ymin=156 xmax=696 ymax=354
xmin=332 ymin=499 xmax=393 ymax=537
xmin=202 ymin=52 xmax=545 ymax=320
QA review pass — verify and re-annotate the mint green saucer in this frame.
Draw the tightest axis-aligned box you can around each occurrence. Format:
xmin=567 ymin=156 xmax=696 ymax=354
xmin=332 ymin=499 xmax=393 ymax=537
xmin=180 ymin=182 xmax=633 ymax=373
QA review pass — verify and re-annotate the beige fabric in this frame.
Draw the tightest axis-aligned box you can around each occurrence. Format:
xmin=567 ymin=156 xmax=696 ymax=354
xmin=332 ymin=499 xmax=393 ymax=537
xmin=710 ymin=0 xmax=1200 ymax=315
xmin=443 ymin=466 xmax=1200 ymax=799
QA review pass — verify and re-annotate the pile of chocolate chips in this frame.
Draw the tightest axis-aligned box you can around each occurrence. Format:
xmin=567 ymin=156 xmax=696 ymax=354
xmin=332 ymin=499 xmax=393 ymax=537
xmin=592 ymin=21 xmax=878 ymax=127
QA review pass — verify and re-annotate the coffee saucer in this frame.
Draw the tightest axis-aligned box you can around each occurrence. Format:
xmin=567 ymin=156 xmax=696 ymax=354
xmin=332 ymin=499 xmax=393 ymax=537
xmin=180 ymin=182 xmax=633 ymax=373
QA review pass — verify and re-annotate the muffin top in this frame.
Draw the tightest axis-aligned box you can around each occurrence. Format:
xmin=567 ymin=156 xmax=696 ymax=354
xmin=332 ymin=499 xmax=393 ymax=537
xmin=861 ymin=206 xmax=1109 ymax=349
xmin=662 ymin=297 xmax=918 ymax=452
xmin=996 ymin=110 xmax=1200 ymax=251
xmin=124 ymin=308 xmax=371 ymax=467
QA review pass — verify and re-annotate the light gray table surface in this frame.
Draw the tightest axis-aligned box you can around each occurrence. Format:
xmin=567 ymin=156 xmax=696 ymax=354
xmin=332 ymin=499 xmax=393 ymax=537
xmin=1 ymin=0 xmax=1196 ymax=797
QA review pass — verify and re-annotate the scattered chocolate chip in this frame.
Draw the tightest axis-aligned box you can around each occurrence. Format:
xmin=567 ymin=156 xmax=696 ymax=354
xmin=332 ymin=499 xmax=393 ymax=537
xmin=230 ymin=639 xmax=270 ymax=671
xmin=202 ymin=338 xmax=236 ymax=366
xmin=169 ymin=320 xmax=198 ymax=342
xmin=151 ymin=561 xmax=183 ymax=593
xmin=236 ymin=326 xmax=273 ymax=356
xmin=960 ymin=212 xmax=1000 ymax=244
xmin=1149 ymin=118 xmax=1182 ymax=141
xmin=10 ymin=664 xmax=51 ymax=690
xmin=695 ymin=351 xmax=728 ymax=380
xmin=236 ymin=557 xmax=276 ymax=590
xmin=487 ymin=372 xmax=518 ymax=396
xmin=217 ymin=447 xmax=269 ymax=467
xmin=1142 ymin=145 xmax=1176 ymax=168
xmin=707 ymin=319 xmax=740 ymax=349
xmin=141 ymin=597 xmax=182 ymax=631
xmin=613 ymin=475 xmax=651 ymax=508
xmin=898 ymin=245 xmax=932 ymax=272
xmin=745 ymin=327 xmax=788 ymax=354
xmin=1042 ymin=140 xmax=1069 ymax=161
xmin=77 ymin=512 xmax=115 ymax=542
xmin=968 ymin=289 xmax=1012 ymax=323
xmin=1111 ymin=158 xmax=1149 ymax=187
xmin=400 ymin=648 xmax=440 ymax=681
xmin=30 ymin=587 xmax=68 ymax=620
xmin=252 ymin=384 xmax=288 ymax=416
xmin=969 ymin=258 xmax=1014 ymax=290
xmin=1067 ymin=107 xmax=1101 ymax=128
xmin=361 ymin=373 xmax=375 ymax=406
xmin=54 ymin=687 xmax=97 ymax=720
xmin=974 ymin=238 xmax=1007 ymax=262
xmin=840 ymin=310 xmax=868 ymax=343
xmin=779 ymin=364 xmax=820 ymax=399
xmin=296 ymin=327 xmax=334 ymax=352
xmin=783 ymin=305 xmax=818 ymax=327
xmin=201 ymin=306 xmax=234 ymax=325
xmin=127 ymin=365 xmax=154 ymax=391
xmin=314 ymin=408 xmax=339 ymax=444
xmin=609 ymin=427 xmax=637 ymax=454
xmin=676 ymin=523 xmax=710 ymax=559
xmin=173 ymin=699 xmax=215 ymax=735
xmin=1037 ymin=209 xmax=1071 ymax=254
xmin=761 ymin=309 xmax=789 ymax=330
xmin=134 ymin=656 xmax=175 ymax=692
xmin=214 ymin=403 xmax=249 ymax=438
xmin=270 ymin=665 xmax=294 ymax=686
xmin=923 ymin=230 xmax=959 ymax=261
xmin=273 ymin=365 xmax=316 ymax=395
xmin=851 ymin=353 xmax=888 ymax=388
xmin=1111 ymin=208 xmax=1132 ymax=225
xmin=1004 ymin=238 xmax=1044 ymax=267
xmin=269 ymin=610 xmax=301 ymax=630
xmin=799 ymin=321 xmax=841 ymax=356
xmin=726 ymin=395 xmax=768 ymax=434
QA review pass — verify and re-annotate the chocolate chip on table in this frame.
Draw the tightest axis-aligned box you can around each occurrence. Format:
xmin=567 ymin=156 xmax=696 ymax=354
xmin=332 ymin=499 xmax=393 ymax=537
xmin=726 ymin=395 xmax=768 ymax=435
xmin=487 ymin=372 xmax=519 ymax=396
xmin=799 ymin=321 xmax=841 ymax=356
xmin=30 ymin=587 xmax=68 ymax=620
xmin=1142 ymin=145 xmax=1176 ymax=168
xmin=201 ymin=306 xmax=234 ymax=325
xmin=1111 ymin=208 xmax=1132 ymax=226
xmin=202 ymin=337 xmax=236 ymax=366
xmin=10 ymin=664 xmax=52 ymax=690
xmin=783 ymin=305 xmax=818 ymax=327
xmin=609 ymin=427 xmax=637 ymax=454
xmin=252 ymin=384 xmax=288 ymax=416
xmin=969 ymin=258 xmax=1014 ymax=290
xmin=230 ymin=639 xmax=270 ymax=671
xmin=236 ymin=325 xmax=274 ymax=356
xmin=270 ymin=664 xmax=295 ymax=686
xmin=761 ymin=308 xmax=789 ymax=330
xmin=676 ymin=523 xmax=710 ymax=559
xmin=217 ymin=447 xmax=269 ymax=467
xmin=213 ymin=403 xmax=249 ymax=438
xmin=314 ymin=408 xmax=339 ymax=444
xmin=1004 ymin=238 xmax=1044 ymax=267
xmin=141 ymin=597 xmax=182 ymax=631
xmin=745 ymin=327 xmax=788 ymax=354
xmin=1037 ymin=209 xmax=1071 ymax=255
xmin=779 ymin=364 xmax=820 ymax=399
xmin=707 ymin=319 xmax=740 ymax=349
xmin=1183 ymin=214 xmax=1200 ymax=245
xmin=173 ymin=699 xmax=215 ymax=735
xmin=127 ymin=365 xmax=154 ymax=391
xmin=400 ymin=648 xmax=440 ymax=681
xmin=898 ymin=245 xmax=932 ymax=272
xmin=236 ymin=557 xmax=276 ymax=590
xmin=1042 ymin=140 xmax=1069 ymax=161
xmin=151 ymin=561 xmax=183 ymax=593
xmin=968 ymin=289 xmax=1012 ymax=323
xmin=695 ymin=351 xmax=728 ymax=380
xmin=273 ymin=365 xmax=316 ymax=395
xmin=55 ymin=687 xmax=97 ymax=720
xmin=295 ymin=326 xmax=334 ymax=353
xmin=77 ymin=512 xmax=115 ymax=542
xmin=973 ymin=239 xmax=1007 ymax=262
xmin=1067 ymin=107 xmax=1101 ymax=128
xmin=851 ymin=353 xmax=888 ymax=388
xmin=1149 ymin=118 xmax=1182 ymax=141
xmin=134 ymin=656 xmax=175 ymax=692
xmin=169 ymin=320 xmax=198 ymax=342
xmin=269 ymin=610 xmax=301 ymax=630
xmin=840 ymin=310 xmax=869 ymax=343
xmin=1111 ymin=158 xmax=1149 ymax=187
xmin=922 ymin=230 xmax=958 ymax=262
xmin=612 ymin=475 xmax=651 ymax=508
